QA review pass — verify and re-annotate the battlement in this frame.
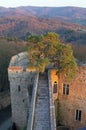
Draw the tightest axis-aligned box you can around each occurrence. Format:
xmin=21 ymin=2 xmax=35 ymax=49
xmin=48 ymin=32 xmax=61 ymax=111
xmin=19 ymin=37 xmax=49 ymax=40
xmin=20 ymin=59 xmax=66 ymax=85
xmin=8 ymin=66 xmax=29 ymax=81
xmin=26 ymin=67 xmax=36 ymax=72
xmin=8 ymin=66 xmax=37 ymax=73
xmin=8 ymin=66 xmax=23 ymax=73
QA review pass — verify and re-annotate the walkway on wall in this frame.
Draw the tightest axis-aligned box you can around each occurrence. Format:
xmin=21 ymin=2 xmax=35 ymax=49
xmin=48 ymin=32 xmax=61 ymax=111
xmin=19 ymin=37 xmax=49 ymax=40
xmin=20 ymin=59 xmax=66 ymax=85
xmin=33 ymin=72 xmax=51 ymax=130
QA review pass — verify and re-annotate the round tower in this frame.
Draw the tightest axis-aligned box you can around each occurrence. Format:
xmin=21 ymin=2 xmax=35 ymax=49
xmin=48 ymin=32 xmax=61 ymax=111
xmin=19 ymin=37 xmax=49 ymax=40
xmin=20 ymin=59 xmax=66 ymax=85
xmin=8 ymin=52 xmax=32 ymax=130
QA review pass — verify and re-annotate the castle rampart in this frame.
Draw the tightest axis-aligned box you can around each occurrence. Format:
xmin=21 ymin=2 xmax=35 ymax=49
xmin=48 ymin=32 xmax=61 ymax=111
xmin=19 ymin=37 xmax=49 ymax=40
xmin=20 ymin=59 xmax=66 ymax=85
xmin=48 ymin=70 xmax=56 ymax=130
xmin=8 ymin=52 xmax=86 ymax=130
xmin=27 ymin=73 xmax=39 ymax=130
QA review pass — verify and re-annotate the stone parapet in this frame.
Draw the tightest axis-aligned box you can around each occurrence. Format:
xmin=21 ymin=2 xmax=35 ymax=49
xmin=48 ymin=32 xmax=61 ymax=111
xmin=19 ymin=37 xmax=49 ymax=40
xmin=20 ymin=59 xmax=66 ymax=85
xmin=26 ymin=67 xmax=36 ymax=72
xmin=48 ymin=70 xmax=56 ymax=130
xmin=8 ymin=66 xmax=23 ymax=73
xmin=8 ymin=66 xmax=30 ymax=81
xmin=27 ymin=73 xmax=39 ymax=130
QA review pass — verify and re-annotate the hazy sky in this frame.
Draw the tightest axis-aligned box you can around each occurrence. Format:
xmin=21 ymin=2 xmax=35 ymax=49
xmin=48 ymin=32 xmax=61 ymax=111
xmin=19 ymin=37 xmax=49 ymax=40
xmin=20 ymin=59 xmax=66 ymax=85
xmin=0 ymin=0 xmax=86 ymax=8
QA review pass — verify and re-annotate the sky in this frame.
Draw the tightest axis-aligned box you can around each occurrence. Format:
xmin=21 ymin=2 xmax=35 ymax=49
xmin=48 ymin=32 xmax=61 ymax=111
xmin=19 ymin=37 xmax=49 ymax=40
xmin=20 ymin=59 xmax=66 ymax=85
xmin=0 ymin=0 xmax=86 ymax=8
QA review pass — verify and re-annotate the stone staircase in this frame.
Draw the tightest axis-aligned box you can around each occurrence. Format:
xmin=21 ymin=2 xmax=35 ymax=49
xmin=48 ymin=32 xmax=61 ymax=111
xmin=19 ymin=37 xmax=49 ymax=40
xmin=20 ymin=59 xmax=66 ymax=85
xmin=33 ymin=72 xmax=51 ymax=130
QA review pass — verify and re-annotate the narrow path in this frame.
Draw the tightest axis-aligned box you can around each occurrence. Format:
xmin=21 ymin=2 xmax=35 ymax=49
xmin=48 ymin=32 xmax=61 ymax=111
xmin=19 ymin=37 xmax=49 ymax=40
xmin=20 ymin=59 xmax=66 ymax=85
xmin=33 ymin=72 xmax=50 ymax=130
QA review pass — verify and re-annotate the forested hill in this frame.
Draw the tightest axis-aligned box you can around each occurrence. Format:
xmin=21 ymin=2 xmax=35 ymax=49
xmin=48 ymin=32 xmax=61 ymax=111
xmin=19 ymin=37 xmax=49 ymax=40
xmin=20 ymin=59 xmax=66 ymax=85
xmin=0 ymin=6 xmax=86 ymax=20
xmin=0 ymin=6 xmax=86 ymax=26
xmin=0 ymin=6 xmax=86 ymax=39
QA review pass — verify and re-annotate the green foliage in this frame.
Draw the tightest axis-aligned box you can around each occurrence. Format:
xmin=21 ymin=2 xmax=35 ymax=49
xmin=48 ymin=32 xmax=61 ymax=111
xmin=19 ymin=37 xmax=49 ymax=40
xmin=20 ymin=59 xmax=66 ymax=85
xmin=56 ymin=44 xmax=77 ymax=81
xmin=40 ymin=32 xmax=59 ymax=57
xmin=27 ymin=32 xmax=60 ymax=71
xmin=28 ymin=35 xmax=40 ymax=43
xmin=35 ymin=58 xmax=50 ymax=72
xmin=27 ymin=32 xmax=77 ymax=80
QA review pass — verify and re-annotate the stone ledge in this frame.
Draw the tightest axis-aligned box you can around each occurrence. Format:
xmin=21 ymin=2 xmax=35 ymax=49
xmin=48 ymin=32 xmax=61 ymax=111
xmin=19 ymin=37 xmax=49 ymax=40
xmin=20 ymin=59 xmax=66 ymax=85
xmin=48 ymin=70 xmax=56 ymax=130
xmin=8 ymin=66 xmax=23 ymax=73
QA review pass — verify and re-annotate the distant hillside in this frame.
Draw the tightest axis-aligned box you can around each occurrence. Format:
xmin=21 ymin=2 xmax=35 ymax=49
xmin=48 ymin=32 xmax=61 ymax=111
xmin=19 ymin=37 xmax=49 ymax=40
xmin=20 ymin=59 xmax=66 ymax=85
xmin=0 ymin=6 xmax=86 ymax=18
xmin=17 ymin=6 xmax=86 ymax=26
xmin=0 ymin=6 xmax=86 ymax=24
xmin=0 ymin=6 xmax=86 ymax=47
xmin=0 ymin=6 xmax=86 ymax=38
xmin=0 ymin=16 xmax=85 ymax=38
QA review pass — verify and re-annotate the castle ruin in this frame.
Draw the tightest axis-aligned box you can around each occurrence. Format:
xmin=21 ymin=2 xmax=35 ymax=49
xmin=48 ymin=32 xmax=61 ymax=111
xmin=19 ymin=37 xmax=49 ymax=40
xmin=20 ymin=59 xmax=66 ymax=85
xmin=8 ymin=52 xmax=86 ymax=130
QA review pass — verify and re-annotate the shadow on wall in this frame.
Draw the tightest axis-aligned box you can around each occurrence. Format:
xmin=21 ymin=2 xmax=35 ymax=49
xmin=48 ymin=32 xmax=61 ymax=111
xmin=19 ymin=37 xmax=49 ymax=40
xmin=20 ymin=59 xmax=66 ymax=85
xmin=11 ymin=123 xmax=17 ymax=130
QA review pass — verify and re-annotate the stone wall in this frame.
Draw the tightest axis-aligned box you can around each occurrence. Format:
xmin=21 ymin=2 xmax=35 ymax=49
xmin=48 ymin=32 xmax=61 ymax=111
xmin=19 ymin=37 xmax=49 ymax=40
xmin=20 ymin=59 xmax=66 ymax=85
xmin=27 ymin=73 xmax=39 ymax=130
xmin=48 ymin=70 xmax=56 ymax=130
xmin=50 ymin=69 xmax=58 ymax=100
xmin=8 ymin=67 xmax=30 ymax=130
xmin=58 ymin=66 xmax=86 ymax=130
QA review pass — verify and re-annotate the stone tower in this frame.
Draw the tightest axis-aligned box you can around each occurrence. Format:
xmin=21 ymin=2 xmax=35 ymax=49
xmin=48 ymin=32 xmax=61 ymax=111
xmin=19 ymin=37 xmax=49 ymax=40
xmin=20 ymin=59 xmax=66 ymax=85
xmin=8 ymin=52 xmax=36 ymax=130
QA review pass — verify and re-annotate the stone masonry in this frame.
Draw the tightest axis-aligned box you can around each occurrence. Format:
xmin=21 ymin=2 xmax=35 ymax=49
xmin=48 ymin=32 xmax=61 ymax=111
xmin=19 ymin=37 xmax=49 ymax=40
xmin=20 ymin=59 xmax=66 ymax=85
xmin=50 ymin=67 xmax=86 ymax=130
xmin=8 ymin=51 xmax=86 ymax=130
xmin=8 ymin=52 xmax=56 ymax=130
xmin=33 ymin=72 xmax=51 ymax=130
xmin=8 ymin=52 xmax=37 ymax=130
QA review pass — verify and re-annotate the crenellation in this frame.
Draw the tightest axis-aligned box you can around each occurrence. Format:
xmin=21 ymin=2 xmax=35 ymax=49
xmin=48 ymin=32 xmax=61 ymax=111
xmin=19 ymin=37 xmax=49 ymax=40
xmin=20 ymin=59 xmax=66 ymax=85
xmin=8 ymin=66 xmax=23 ymax=72
xmin=26 ymin=67 xmax=37 ymax=72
